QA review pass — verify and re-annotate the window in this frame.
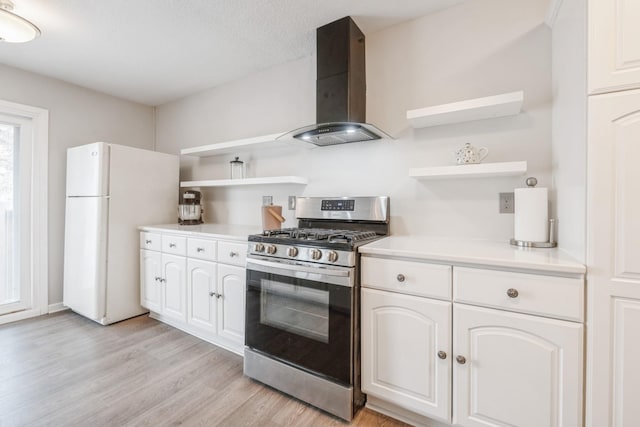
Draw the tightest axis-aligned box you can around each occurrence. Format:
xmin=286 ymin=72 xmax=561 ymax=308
xmin=0 ymin=100 xmax=48 ymax=324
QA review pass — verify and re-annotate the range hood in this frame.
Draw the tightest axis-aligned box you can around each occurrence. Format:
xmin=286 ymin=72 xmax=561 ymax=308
xmin=287 ymin=17 xmax=391 ymax=146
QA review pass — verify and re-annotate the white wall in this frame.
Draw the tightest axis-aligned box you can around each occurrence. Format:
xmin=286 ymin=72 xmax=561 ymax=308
xmin=0 ymin=63 xmax=156 ymax=305
xmin=157 ymin=0 xmax=552 ymax=240
xmin=550 ymin=0 xmax=587 ymax=263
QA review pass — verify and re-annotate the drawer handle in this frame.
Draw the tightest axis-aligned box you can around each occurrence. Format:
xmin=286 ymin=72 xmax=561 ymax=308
xmin=437 ymin=351 xmax=447 ymax=360
xmin=506 ymin=288 xmax=519 ymax=298
xmin=197 ymin=247 xmax=205 ymax=252
xmin=145 ymin=239 xmax=152 ymax=244
xmin=169 ymin=243 xmax=176 ymax=248
xmin=456 ymin=355 xmax=466 ymax=365
xmin=396 ymin=274 xmax=406 ymax=283
xmin=229 ymin=251 xmax=238 ymax=257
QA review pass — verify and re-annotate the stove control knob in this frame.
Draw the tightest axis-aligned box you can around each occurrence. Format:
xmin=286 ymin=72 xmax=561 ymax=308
xmin=326 ymin=251 xmax=338 ymax=263
xmin=266 ymin=245 xmax=277 ymax=255
xmin=310 ymin=249 xmax=322 ymax=260
xmin=253 ymin=243 xmax=265 ymax=253
xmin=287 ymin=247 xmax=299 ymax=257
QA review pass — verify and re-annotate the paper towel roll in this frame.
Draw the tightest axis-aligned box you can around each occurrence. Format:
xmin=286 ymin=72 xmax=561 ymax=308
xmin=514 ymin=187 xmax=548 ymax=242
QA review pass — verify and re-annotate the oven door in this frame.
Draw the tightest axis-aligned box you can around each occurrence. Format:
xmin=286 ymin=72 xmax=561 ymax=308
xmin=245 ymin=257 xmax=354 ymax=386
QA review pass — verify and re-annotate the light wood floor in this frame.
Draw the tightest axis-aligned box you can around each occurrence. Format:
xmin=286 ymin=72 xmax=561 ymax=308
xmin=0 ymin=311 xmax=410 ymax=427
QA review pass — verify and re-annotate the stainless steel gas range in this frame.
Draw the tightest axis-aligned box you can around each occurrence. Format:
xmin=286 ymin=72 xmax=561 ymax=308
xmin=243 ymin=196 xmax=390 ymax=421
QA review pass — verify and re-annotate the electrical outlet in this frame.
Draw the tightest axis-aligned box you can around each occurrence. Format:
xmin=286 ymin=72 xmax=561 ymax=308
xmin=288 ymin=196 xmax=296 ymax=210
xmin=262 ymin=196 xmax=273 ymax=206
xmin=499 ymin=192 xmax=515 ymax=214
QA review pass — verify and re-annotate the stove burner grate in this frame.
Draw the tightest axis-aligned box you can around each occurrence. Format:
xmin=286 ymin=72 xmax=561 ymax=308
xmin=261 ymin=228 xmax=378 ymax=244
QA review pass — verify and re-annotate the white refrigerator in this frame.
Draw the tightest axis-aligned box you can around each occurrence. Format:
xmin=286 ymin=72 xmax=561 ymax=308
xmin=63 ymin=142 xmax=179 ymax=325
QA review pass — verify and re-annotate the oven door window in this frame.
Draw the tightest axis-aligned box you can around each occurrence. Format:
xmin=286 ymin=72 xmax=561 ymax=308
xmin=260 ymin=279 xmax=330 ymax=343
xmin=246 ymin=269 xmax=352 ymax=385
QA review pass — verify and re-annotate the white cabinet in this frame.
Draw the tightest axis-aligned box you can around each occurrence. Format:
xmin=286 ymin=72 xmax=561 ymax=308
xmin=139 ymin=230 xmax=247 ymax=355
xmin=453 ymin=304 xmax=583 ymax=427
xmin=217 ymin=264 xmax=245 ymax=345
xmin=140 ymin=249 xmax=162 ymax=312
xmin=187 ymin=258 xmax=217 ymax=330
xmin=586 ymin=89 xmax=640 ymax=426
xmin=588 ymin=0 xmax=640 ymax=94
xmin=361 ymin=255 xmax=585 ymax=427
xmin=139 ymin=249 xmax=187 ymax=322
xmin=161 ymin=253 xmax=187 ymax=322
xmin=362 ymin=288 xmax=451 ymax=422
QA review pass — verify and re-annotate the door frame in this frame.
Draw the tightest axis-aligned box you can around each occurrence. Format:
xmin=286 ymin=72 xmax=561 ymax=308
xmin=0 ymin=99 xmax=48 ymax=325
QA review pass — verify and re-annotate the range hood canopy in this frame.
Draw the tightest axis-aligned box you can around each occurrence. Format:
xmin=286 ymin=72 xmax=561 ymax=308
xmin=285 ymin=16 xmax=391 ymax=146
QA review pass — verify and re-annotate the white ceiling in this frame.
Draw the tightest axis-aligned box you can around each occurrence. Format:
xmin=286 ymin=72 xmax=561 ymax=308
xmin=0 ymin=0 xmax=462 ymax=106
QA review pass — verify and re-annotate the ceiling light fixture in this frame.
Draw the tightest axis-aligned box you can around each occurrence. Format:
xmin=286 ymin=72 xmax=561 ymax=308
xmin=0 ymin=0 xmax=40 ymax=43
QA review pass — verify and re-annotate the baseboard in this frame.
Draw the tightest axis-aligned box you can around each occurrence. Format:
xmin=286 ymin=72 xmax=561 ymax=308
xmin=48 ymin=302 xmax=69 ymax=313
xmin=366 ymin=396 xmax=451 ymax=427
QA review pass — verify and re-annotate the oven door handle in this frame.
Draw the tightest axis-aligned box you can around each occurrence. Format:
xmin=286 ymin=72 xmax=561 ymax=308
xmin=247 ymin=258 xmax=351 ymax=278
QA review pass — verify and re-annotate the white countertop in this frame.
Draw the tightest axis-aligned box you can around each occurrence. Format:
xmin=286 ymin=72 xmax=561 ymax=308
xmin=139 ymin=223 xmax=261 ymax=241
xmin=359 ymin=236 xmax=586 ymax=275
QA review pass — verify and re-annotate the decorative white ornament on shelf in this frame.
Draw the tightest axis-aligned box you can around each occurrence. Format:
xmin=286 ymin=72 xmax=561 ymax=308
xmin=454 ymin=143 xmax=489 ymax=165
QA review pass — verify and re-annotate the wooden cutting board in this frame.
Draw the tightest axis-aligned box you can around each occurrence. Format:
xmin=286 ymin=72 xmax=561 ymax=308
xmin=261 ymin=205 xmax=285 ymax=230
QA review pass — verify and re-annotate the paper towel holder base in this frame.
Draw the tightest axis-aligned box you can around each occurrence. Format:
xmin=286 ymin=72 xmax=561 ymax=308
xmin=510 ymin=238 xmax=557 ymax=248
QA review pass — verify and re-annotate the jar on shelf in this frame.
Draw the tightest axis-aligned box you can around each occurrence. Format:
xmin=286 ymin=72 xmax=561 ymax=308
xmin=230 ymin=156 xmax=245 ymax=179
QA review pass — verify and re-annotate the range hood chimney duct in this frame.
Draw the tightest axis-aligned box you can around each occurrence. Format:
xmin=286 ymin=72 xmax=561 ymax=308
xmin=287 ymin=16 xmax=391 ymax=146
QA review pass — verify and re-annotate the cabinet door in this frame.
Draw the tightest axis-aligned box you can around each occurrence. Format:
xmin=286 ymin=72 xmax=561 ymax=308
xmin=187 ymin=258 xmax=217 ymax=331
xmin=216 ymin=264 xmax=245 ymax=345
xmin=587 ymin=90 xmax=640 ymax=426
xmin=361 ymin=288 xmax=452 ymax=422
xmin=140 ymin=249 xmax=162 ymax=312
xmin=161 ymin=253 xmax=187 ymax=322
xmin=589 ymin=0 xmax=640 ymax=94
xmin=453 ymin=304 xmax=583 ymax=427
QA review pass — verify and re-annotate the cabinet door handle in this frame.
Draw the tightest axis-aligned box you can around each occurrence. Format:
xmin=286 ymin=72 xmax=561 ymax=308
xmin=154 ymin=276 xmax=161 ymax=282
xmin=197 ymin=247 xmax=205 ymax=252
xmin=506 ymin=288 xmax=519 ymax=298
xmin=396 ymin=274 xmax=406 ymax=282
xmin=209 ymin=291 xmax=217 ymax=297
xmin=229 ymin=251 xmax=238 ymax=257
xmin=145 ymin=239 xmax=152 ymax=244
xmin=157 ymin=278 xmax=165 ymax=283
xmin=437 ymin=351 xmax=447 ymax=360
xmin=169 ymin=243 xmax=176 ymax=248
xmin=456 ymin=355 xmax=467 ymax=364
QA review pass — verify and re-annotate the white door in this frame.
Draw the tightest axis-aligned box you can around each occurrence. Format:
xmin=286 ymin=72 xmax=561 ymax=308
xmin=0 ymin=115 xmax=32 ymax=316
xmin=62 ymin=196 xmax=109 ymax=322
xmin=361 ymin=288 xmax=452 ymax=422
xmin=453 ymin=304 xmax=583 ymax=427
xmin=586 ymin=90 xmax=640 ymax=427
xmin=216 ymin=264 xmax=245 ymax=345
xmin=162 ymin=253 xmax=186 ymax=322
xmin=187 ymin=258 xmax=217 ymax=331
xmin=588 ymin=0 xmax=640 ymax=94
xmin=140 ymin=249 xmax=161 ymax=313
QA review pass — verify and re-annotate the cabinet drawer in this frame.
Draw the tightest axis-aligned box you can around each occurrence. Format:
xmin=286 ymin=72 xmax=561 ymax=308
xmin=161 ymin=235 xmax=187 ymax=256
xmin=453 ymin=267 xmax=584 ymax=322
xmin=361 ymin=257 xmax=451 ymax=300
xmin=217 ymin=240 xmax=247 ymax=266
xmin=140 ymin=232 xmax=161 ymax=251
xmin=187 ymin=238 xmax=217 ymax=261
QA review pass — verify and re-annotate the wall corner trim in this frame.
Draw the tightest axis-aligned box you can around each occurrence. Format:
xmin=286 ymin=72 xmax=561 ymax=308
xmin=545 ymin=0 xmax=564 ymax=28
